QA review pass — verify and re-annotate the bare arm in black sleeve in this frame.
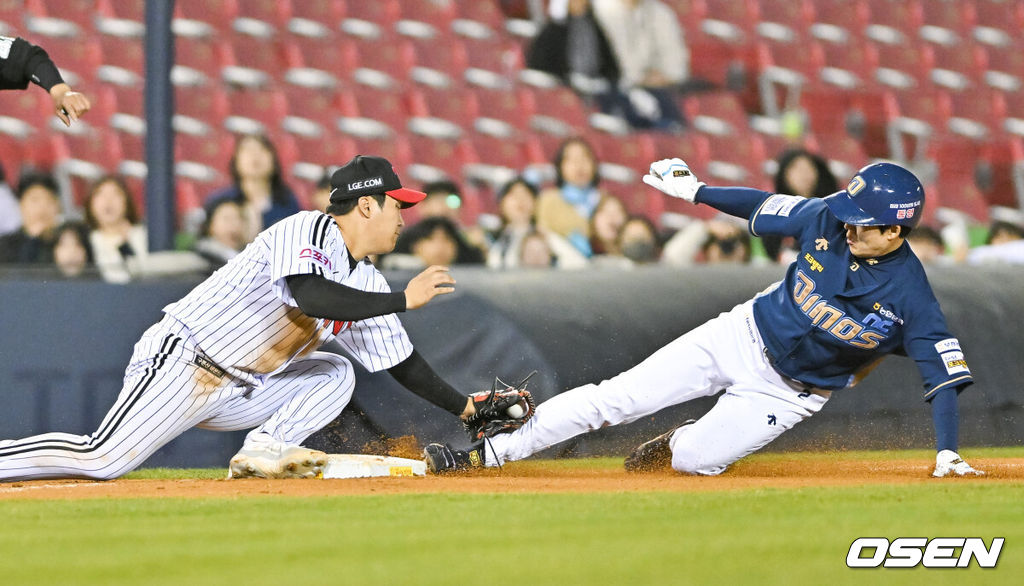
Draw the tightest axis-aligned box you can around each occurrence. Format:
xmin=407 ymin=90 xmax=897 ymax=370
xmin=286 ymin=273 xmax=407 ymax=322
xmin=388 ymin=350 xmax=469 ymax=417
xmin=0 ymin=36 xmax=90 ymax=125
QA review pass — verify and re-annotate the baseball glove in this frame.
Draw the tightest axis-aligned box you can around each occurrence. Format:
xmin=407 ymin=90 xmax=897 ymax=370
xmin=464 ymin=372 xmax=537 ymax=441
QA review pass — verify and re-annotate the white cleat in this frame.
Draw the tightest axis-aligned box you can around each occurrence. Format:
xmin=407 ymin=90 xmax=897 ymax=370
xmin=227 ymin=445 xmax=328 ymax=479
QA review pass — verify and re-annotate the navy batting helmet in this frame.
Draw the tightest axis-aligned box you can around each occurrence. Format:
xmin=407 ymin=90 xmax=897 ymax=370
xmin=823 ymin=163 xmax=924 ymax=228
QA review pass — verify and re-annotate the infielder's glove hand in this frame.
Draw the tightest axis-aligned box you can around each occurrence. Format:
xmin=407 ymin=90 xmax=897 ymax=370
xmin=932 ymin=449 xmax=984 ymax=477
xmin=642 ymin=158 xmax=705 ymax=203
xmin=463 ymin=373 xmax=537 ymax=441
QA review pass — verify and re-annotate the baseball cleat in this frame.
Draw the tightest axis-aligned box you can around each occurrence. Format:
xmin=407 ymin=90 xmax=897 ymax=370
xmin=624 ymin=419 xmax=696 ymax=472
xmin=227 ymin=445 xmax=328 ymax=479
xmin=423 ymin=443 xmax=484 ymax=474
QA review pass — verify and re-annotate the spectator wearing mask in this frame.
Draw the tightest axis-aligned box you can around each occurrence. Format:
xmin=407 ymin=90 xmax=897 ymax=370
xmin=701 ymin=220 xmax=751 ymax=264
xmin=618 ymin=214 xmax=661 ymax=264
xmin=205 ymin=134 xmax=300 ymax=243
xmin=85 ymin=175 xmax=148 ymax=284
xmin=0 ymin=171 xmax=61 ymax=265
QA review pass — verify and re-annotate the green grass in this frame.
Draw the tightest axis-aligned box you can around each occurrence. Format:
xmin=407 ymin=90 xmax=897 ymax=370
xmin=3 ymin=450 xmax=1022 ymax=586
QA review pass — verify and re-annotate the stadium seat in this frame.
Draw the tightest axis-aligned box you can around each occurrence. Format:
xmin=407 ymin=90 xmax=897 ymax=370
xmin=222 ymin=34 xmax=289 ymax=88
xmin=985 ymin=41 xmax=1024 ymax=93
xmin=929 ymin=40 xmax=988 ymax=92
xmin=230 ymin=0 xmax=289 ymax=38
xmin=873 ymin=39 xmax=934 ymax=90
xmin=701 ymin=0 xmax=758 ymax=42
xmin=462 ymin=131 xmax=530 ymax=189
xmin=919 ymin=0 xmax=975 ymax=42
xmin=51 ymin=124 xmax=124 ymax=206
xmin=684 ymin=91 xmax=750 ymax=136
xmin=809 ymin=0 xmax=870 ymax=42
xmin=0 ymin=88 xmax=50 ymax=136
xmin=0 ymin=0 xmax=24 ymax=35
xmin=974 ymin=0 xmax=1024 ymax=47
xmin=173 ymin=0 xmax=237 ymax=36
xmin=97 ymin=33 xmax=145 ymax=88
xmin=287 ymin=124 xmax=358 ymax=183
xmin=281 ymin=83 xmax=341 ymax=131
xmin=351 ymin=132 xmax=413 ymax=176
xmin=756 ymin=34 xmax=826 ymax=116
xmin=28 ymin=0 xmax=96 ymax=35
xmin=471 ymin=85 xmax=533 ymax=135
xmin=463 ymin=35 xmax=520 ymax=88
xmin=755 ymin=0 xmax=814 ymax=42
xmin=108 ymin=84 xmax=144 ymax=133
xmin=864 ymin=0 xmax=922 ymax=46
xmin=406 ymin=133 xmax=468 ymax=184
xmin=525 ymin=85 xmax=591 ymax=137
xmin=809 ymin=133 xmax=870 ymax=179
xmin=346 ymin=31 xmax=414 ymax=87
xmin=407 ymin=32 xmax=468 ymax=88
xmin=818 ymin=35 xmax=879 ymax=90
xmin=174 ymin=128 xmax=232 ymax=186
xmin=979 ymin=134 xmax=1024 ymax=208
xmin=453 ymin=0 xmax=505 ymax=38
xmin=223 ymin=86 xmax=288 ymax=135
xmin=395 ymin=0 xmax=455 ymax=39
xmin=408 ymin=83 xmax=479 ymax=133
xmin=701 ymin=129 xmax=771 ymax=189
xmin=289 ymin=0 xmax=345 ymax=38
xmin=338 ymin=82 xmax=411 ymax=136
xmin=98 ymin=0 xmax=146 ymax=23
xmin=174 ymin=84 xmax=230 ymax=133
xmin=341 ymin=0 xmax=400 ymax=38
xmin=886 ymin=86 xmax=952 ymax=161
xmin=283 ymin=33 xmax=353 ymax=87
xmin=173 ymin=36 xmax=229 ymax=87
xmin=948 ymin=88 xmax=1004 ymax=140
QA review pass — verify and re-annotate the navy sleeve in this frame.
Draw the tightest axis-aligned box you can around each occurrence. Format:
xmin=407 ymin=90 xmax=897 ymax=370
xmin=749 ymin=195 xmax=826 ymax=239
xmin=902 ymin=288 xmax=974 ymax=399
xmin=929 ymin=386 xmax=960 ymax=452
xmin=694 ymin=186 xmax=773 ymax=219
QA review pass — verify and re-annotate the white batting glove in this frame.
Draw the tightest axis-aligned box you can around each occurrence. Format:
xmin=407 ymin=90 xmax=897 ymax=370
xmin=932 ymin=449 xmax=984 ymax=477
xmin=642 ymin=158 xmax=705 ymax=203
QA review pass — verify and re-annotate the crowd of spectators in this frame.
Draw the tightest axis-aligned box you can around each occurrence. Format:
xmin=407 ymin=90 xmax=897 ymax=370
xmin=4 ymin=131 xmax=1021 ymax=285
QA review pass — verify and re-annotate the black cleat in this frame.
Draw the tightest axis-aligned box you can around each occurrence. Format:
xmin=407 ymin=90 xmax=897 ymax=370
xmin=624 ymin=419 xmax=696 ymax=472
xmin=423 ymin=443 xmax=484 ymax=474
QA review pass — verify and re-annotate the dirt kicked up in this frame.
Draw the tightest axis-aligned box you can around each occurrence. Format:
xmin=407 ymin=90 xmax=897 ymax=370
xmin=1 ymin=454 xmax=1021 ymax=500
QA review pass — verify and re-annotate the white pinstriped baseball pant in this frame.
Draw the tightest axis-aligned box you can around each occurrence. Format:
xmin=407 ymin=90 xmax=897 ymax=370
xmin=0 ymin=315 xmax=354 ymax=481
xmin=486 ymin=300 xmax=830 ymax=475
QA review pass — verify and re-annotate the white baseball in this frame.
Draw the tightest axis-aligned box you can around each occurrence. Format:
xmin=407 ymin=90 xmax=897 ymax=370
xmin=506 ymin=404 xmax=525 ymax=418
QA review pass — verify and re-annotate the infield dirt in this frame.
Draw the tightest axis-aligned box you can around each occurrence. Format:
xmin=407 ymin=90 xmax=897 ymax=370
xmin=1 ymin=455 xmax=1020 ymax=500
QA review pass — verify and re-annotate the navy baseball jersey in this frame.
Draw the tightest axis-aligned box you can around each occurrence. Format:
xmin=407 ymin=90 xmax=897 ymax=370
xmin=746 ymin=194 xmax=972 ymax=396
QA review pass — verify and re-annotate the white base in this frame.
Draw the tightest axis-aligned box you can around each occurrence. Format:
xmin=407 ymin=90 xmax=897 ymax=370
xmin=321 ymin=454 xmax=426 ymax=479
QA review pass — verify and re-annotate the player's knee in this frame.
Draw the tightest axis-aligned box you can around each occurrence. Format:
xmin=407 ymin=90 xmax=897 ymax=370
xmin=312 ymin=353 xmax=354 ymax=384
xmin=669 ymin=436 xmax=727 ymax=476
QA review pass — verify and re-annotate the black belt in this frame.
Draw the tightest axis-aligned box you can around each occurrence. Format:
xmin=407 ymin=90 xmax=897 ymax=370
xmin=763 ymin=348 xmax=816 ymax=393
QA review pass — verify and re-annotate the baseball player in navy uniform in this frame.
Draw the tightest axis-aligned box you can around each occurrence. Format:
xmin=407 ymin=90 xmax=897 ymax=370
xmin=0 ymin=155 xmax=481 ymax=481
xmin=425 ymin=159 xmax=982 ymax=478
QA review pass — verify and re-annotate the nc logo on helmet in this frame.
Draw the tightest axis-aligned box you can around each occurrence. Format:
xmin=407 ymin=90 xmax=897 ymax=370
xmin=847 ymin=176 xmax=866 ymax=196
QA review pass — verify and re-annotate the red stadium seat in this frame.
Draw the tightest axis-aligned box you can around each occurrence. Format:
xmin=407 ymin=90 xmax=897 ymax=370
xmin=338 ymin=82 xmax=412 ymax=135
xmin=342 ymin=0 xmax=400 ymax=38
xmin=406 ymin=133 xmax=469 ymax=183
xmin=97 ymin=33 xmax=145 ymax=87
xmin=175 ymin=84 xmax=230 ymax=131
xmin=29 ymin=34 xmax=102 ymax=88
xmin=99 ymin=0 xmax=146 ymax=22
xmin=395 ymin=0 xmax=456 ymax=38
xmin=407 ymin=32 xmax=468 ymax=87
xmin=919 ymin=0 xmax=975 ymax=41
xmin=0 ymin=87 xmax=50 ymax=135
xmin=929 ymin=40 xmax=989 ymax=92
xmin=974 ymin=0 xmax=1024 ymax=46
xmin=985 ymin=41 xmax=1024 ymax=92
xmin=684 ymin=91 xmax=750 ymax=136
xmin=174 ymin=128 xmax=233 ymax=186
xmin=174 ymin=0 xmax=237 ymax=36
xmin=463 ymin=131 xmax=530 ymax=187
xmin=231 ymin=0 xmax=289 ymax=37
xmin=453 ymin=0 xmax=505 ymax=37
xmin=222 ymin=35 xmax=290 ymax=87
xmin=756 ymin=0 xmax=814 ymax=41
xmin=223 ymin=86 xmax=289 ymax=135
xmin=173 ymin=36 xmax=229 ymax=87
xmin=281 ymin=83 xmax=342 ymax=132
xmin=809 ymin=0 xmax=871 ymax=42
xmin=818 ymin=35 xmax=879 ymax=90
xmin=28 ymin=0 xmax=95 ymax=34
xmin=408 ymin=83 xmax=479 ymax=132
xmin=283 ymin=33 xmax=354 ymax=86
xmin=351 ymin=133 xmax=413 ymax=177
xmin=463 ymin=35 xmax=520 ymax=88
xmin=346 ymin=32 xmax=414 ymax=87
xmin=525 ymin=85 xmax=591 ymax=137
xmin=873 ymin=39 xmax=934 ymax=90
xmin=701 ymin=0 xmax=758 ymax=42
xmin=287 ymin=125 xmax=358 ymax=183
xmin=290 ymin=0 xmax=346 ymax=37
xmin=864 ymin=0 xmax=923 ymax=45
xmin=51 ymin=124 xmax=125 ymax=206
xmin=471 ymin=85 xmax=533 ymax=134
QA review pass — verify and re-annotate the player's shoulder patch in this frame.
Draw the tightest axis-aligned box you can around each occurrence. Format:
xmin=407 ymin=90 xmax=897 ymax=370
xmin=297 ymin=245 xmax=333 ymax=271
xmin=934 ymin=338 xmax=961 ymax=353
xmin=759 ymin=194 xmax=804 ymax=217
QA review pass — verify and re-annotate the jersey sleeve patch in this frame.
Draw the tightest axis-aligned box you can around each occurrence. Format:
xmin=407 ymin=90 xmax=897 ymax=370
xmin=934 ymin=338 xmax=961 ymax=353
xmin=297 ymin=246 xmax=332 ymax=271
xmin=940 ymin=350 xmax=970 ymax=375
xmin=759 ymin=195 xmax=803 ymax=217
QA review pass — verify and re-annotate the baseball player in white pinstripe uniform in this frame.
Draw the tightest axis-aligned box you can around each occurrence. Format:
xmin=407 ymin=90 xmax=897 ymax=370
xmin=0 ymin=155 xmax=477 ymax=480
